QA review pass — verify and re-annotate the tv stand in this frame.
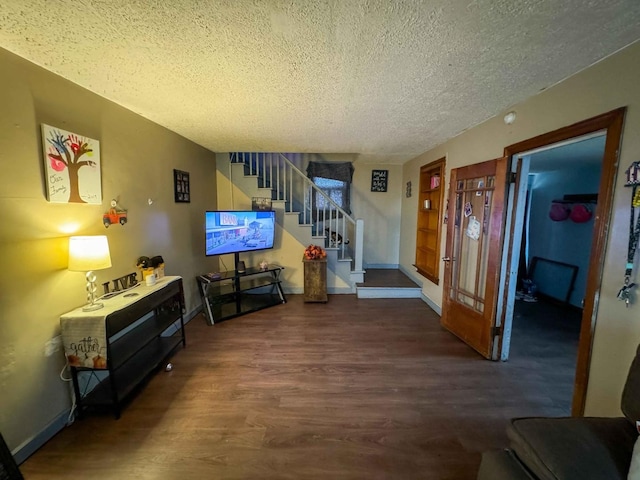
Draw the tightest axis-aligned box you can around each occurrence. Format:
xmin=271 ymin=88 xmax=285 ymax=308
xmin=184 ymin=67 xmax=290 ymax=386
xmin=196 ymin=265 xmax=286 ymax=325
xmin=235 ymin=253 xmax=246 ymax=274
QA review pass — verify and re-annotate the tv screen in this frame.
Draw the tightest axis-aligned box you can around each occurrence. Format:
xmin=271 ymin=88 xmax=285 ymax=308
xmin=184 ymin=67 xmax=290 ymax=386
xmin=205 ymin=210 xmax=276 ymax=256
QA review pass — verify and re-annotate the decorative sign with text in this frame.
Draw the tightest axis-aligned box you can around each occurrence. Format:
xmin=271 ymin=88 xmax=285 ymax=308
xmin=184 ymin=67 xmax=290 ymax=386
xmin=371 ymin=169 xmax=388 ymax=192
xmin=174 ymin=169 xmax=190 ymax=203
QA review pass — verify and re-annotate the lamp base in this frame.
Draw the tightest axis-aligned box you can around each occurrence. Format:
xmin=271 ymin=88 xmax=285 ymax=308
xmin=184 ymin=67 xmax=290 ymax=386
xmin=82 ymin=270 xmax=103 ymax=312
xmin=82 ymin=302 xmax=104 ymax=312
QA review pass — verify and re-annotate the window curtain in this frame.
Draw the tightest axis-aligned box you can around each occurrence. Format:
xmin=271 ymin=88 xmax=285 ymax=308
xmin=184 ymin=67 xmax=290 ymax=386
xmin=306 ymin=161 xmax=354 ymax=183
xmin=306 ymin=161 xmax=354 ymax=215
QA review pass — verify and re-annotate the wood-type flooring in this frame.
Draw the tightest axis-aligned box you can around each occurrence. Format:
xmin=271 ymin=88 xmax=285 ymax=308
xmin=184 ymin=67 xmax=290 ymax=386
xmin=20 ymin=295 xmax=578 ymax=480
xmin=356 ymin=269 xmax=421 ymax=288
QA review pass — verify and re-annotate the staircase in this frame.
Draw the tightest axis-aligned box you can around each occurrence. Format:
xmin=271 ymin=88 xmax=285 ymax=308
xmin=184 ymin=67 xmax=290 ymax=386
xmin=224 ymin=152 xmax=364 ymax=293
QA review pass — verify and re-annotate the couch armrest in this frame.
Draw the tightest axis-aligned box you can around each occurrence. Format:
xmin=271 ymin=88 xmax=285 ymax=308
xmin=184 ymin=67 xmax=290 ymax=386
xmin=477 ymin=449 xmax=537 ymax=480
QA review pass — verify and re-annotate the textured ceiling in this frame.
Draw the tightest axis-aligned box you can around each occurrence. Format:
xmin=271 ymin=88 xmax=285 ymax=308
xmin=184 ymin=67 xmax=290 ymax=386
xmin=1 ymin=1 xmax=640 ymax=164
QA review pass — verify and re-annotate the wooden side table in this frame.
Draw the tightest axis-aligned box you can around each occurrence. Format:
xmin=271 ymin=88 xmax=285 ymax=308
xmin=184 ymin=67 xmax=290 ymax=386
xmin=303 ymin=258 xmax=328 ymax=302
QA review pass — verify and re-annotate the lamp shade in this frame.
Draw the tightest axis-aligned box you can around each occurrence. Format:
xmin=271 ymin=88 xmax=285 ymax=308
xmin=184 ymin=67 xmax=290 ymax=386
xmin=68 ymin=235 xmax=112 ymax=272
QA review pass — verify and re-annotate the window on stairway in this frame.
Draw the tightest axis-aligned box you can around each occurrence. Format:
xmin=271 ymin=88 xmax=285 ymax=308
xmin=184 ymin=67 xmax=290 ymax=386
xmin=312 ymin=177 xmax=348 ymax=211
xmin=307 ymin=161 xmax=354 ymax=216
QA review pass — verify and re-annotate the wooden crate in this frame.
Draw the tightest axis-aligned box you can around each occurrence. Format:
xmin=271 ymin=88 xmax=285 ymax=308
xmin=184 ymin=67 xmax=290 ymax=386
xmin=303 ymin=258 xmax=328 ymax=303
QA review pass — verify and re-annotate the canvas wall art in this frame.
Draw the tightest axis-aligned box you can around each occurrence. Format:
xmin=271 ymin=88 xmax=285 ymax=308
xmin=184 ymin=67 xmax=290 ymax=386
xmin=41 ymin=124 xmax=102 ymax=204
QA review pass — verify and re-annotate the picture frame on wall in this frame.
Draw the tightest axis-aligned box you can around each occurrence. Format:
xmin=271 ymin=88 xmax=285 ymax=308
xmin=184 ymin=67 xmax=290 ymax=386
xmin=41 ymin=124 xmax=102 ymax=204
xmin=174 ymin=169 xmax=190 ymax=203
xmin=371 ymin=169 xmax=388 ymax=192
xmin=252 ymin=197 xmax=272 ymax=211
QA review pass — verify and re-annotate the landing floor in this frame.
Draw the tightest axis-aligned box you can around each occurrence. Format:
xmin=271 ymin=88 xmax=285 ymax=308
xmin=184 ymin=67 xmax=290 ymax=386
xmin=357 ymin=268 xmax=421 ymax=288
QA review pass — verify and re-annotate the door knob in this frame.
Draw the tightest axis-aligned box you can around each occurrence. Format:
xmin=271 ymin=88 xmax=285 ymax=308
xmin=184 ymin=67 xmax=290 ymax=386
xmin=442 ymin=256 xmax=451 ymax=262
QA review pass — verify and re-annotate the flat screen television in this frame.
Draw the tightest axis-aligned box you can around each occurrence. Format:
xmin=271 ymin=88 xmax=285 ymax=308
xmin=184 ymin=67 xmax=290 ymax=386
xmin=205 ymin=210 xmax=276 ymax=266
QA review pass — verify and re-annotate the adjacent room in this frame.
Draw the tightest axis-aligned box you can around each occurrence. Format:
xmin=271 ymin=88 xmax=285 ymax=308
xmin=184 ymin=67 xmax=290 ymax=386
xmin=2 ymin=2 xmax=640 ymax=479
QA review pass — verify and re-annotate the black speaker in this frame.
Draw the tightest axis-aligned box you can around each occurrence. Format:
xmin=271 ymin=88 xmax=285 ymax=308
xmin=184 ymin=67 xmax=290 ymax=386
xmin=236 ymin=261 xmax=246 ymax=274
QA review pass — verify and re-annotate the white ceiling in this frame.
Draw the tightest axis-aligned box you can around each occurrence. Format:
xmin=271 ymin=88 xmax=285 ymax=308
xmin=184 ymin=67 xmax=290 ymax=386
xmin=1 ymin=1 xmax=640 ymax=164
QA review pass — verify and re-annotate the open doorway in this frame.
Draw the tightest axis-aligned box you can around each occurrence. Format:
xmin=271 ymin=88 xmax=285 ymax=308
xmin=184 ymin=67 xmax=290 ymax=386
xmin=508 ymin=134 xmax=606 ymax=413
xmin=497 ymin=108 xmax=625 ymax=415
xmin=438 ymin=109 xmax=623 ymax=414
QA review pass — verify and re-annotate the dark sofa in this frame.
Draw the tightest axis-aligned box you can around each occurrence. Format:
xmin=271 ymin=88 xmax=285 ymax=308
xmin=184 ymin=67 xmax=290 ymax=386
xmin=477 ymin=344 xmax=640 ymax=479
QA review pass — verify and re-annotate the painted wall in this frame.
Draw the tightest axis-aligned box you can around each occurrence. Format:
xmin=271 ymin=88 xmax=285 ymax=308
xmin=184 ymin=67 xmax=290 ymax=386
xmin=352 ymin=163 xmax=402 ymax=267
xmin=214 ymin=153 xmax=309 ymax=292
xmin=295 ymin=153 xmax=403 ymax=268
xmin=214 ymin=153 xmax=402 ymax=294
xmin=528 ymin=167 xmax=601 ymax=307
xmin=400 ymin=41 xmax=640 ymax=416
xmin=0 ymin=48 xmax=218 ymax=456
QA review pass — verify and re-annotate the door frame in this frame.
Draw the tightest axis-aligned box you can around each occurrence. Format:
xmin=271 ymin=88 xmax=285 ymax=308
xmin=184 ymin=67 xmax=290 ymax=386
xmin=502 ymin=107 xmax=625 ymax=416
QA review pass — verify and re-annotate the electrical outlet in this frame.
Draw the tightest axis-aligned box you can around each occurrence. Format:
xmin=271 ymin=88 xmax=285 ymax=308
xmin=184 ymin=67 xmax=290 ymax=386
xmin=44 ymin=335 xmax=63 ymax=357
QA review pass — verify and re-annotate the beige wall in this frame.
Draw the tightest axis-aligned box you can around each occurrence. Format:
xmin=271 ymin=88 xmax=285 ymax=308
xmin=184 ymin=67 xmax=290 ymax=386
xmin=352 ymin=164 xmax=402 ymax=267
xmin=0 ymin=48 xmax=218 ymax=454
xmin=400 ymin=41 xmax=640 ymax=416
xmin=214 ymin=153 xmax=354 ymax=293
xmin=214 ymin=153 xmax=308 ymax=291
xmin=214 ymin=154 xmax=402 ymax=294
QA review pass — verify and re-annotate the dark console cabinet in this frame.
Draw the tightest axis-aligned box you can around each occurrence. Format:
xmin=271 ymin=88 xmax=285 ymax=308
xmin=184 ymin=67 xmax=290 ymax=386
xmin=196 ymin=265 xmax=286 ymax=325
xmin=62 ymin=277 xmax=186 ymax=419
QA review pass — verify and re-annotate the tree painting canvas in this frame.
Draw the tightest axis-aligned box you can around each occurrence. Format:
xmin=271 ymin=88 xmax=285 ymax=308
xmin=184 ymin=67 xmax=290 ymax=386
xmin=41 ymin=124 xmax=102 ymax=204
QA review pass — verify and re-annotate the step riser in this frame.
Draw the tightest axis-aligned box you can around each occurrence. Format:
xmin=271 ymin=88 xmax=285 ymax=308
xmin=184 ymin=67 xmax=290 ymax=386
xmin=356 ymin=287 xmax=422 ymax=299
xmin=232 ymin=158 xmax=359 ymax=293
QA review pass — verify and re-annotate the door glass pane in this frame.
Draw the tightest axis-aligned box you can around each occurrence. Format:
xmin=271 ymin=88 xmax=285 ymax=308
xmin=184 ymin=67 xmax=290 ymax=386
xmin=450 ymin=174 xmax=496 ymax=313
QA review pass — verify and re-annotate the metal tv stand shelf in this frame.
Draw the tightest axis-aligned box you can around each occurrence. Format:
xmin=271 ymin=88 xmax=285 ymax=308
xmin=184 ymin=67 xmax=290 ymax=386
xmin=196 ymin=265 xmax=286 ymax=325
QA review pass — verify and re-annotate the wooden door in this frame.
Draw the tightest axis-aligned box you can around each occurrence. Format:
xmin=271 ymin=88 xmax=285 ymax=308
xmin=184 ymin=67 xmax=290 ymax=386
xmin=441 ymin=157 xmax=508 ymax=359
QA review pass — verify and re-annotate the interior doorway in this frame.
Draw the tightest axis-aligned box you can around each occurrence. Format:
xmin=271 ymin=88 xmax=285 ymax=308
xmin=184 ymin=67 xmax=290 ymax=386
xmin=506 ymin=134 xmax=606 ymax=413
xmin=498 ymin=108 xmax=625 ymax=415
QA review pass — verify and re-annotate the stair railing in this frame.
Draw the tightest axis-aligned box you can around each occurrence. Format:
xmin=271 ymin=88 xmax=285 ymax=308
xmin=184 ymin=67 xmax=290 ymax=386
xmin=230 ymin=152 xmax=363 ymax=272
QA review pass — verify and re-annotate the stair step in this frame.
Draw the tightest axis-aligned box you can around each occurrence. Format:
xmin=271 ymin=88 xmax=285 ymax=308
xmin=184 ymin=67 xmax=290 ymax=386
xmin=230 ymin=153 xmax=361 ymax=294
xmin=356 ymin=286 xmax=422 ymax=299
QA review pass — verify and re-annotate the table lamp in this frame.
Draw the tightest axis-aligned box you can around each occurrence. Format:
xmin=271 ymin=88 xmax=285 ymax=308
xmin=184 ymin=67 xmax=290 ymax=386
xmin=68 ymin=235 xmax=112 ymax=311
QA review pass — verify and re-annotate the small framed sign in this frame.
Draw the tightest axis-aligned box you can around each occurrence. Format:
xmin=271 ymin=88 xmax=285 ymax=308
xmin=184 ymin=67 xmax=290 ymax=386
xmin=371 ymin=169 xmax=388 ymax=192
xmin=174 ymin=169 xmax=190 ymax=203
xmin=252 ymin=197 xmax=272 ymax=211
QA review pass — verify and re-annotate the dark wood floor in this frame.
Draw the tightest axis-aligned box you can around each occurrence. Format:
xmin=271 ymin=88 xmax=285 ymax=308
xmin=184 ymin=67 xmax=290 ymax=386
xmin=20 ymin=295 xmax=578 ymax=480
xmin=356 ymin=269 xmax=421 ymax=288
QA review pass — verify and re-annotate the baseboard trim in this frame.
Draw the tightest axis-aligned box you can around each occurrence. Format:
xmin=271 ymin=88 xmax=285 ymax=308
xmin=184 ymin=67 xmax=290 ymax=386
xmin=283 ymin=287 xmax=304 ymax=294
xmin=13 ymin=409 xmax=69 ymax=464
xmin=328 ymin=287 xmax=356 ymax=295
xmin=163 ymin=305 xmax=201 ymax=335
xmin=16 ymin=305 xmax=202 ymax=464
xmin=421 ymin=292 xmax=442 ymax=316
xmin=363 ymin=263 xmax=400 ymax=269
xmin=398 ymin=264 xmax=423 ymax=286
xmin=282 ymin=288 xmax=355 ymax=295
